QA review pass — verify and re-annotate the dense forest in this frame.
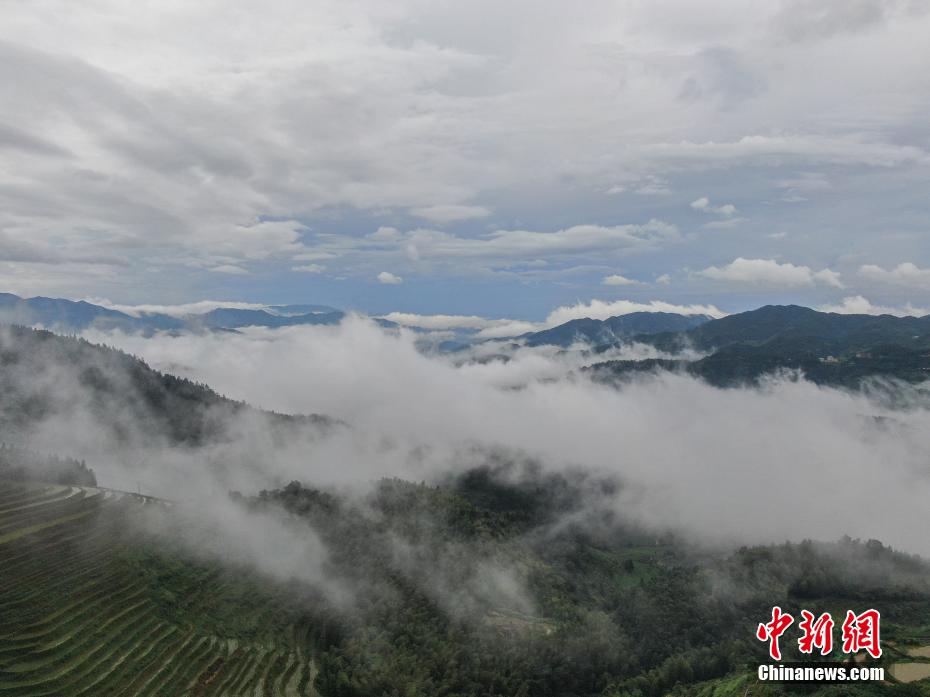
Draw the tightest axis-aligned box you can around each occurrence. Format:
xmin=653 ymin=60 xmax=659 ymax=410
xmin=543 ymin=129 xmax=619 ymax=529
xmin=225 ymin=468 xmax=930 ymax=696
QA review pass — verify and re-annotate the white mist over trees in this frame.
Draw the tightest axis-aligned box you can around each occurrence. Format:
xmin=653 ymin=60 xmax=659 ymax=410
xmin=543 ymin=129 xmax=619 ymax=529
xmin=77 ymin=317 xmax=930 ymax=557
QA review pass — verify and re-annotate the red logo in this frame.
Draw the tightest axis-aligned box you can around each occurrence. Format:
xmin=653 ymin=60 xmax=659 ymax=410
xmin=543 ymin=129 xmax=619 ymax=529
xmin=756 ymin=607 xmax=880 ymax=660
xmin=798 ymin=610 xmax=834 ymax=656
xmin=841 ymin=609 xmax=882 ymax=659
xmin=757 ymin=606 xmax=794 ymax=660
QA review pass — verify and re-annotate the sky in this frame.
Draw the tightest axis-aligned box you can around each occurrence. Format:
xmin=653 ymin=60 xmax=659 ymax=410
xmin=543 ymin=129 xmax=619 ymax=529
xmin=1 ymin=0 xmax=929 ymax=323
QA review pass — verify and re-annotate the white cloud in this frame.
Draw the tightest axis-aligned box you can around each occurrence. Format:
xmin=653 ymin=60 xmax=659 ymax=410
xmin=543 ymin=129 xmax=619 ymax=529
xmin=602 ymin=273 xmax=639 ymax=286
xmin=698 ymin=258 xmax=844 ymax=288
xmin=409 ymin=205 xmax=491 ymax=224
xmin=690 ymin=197 xmax=738 ymax=216
xmin=475 ymin=321 xmax=543 ymax=339
xmin=327 ymin=220 xmax=677 ymax=264
xmin=383 ymin=312 xmax=492 ymax=331
xmin=633 ymin=176 xmax=672 ymax=195
xmin=860 ymin=262 xmax=930 ymax=289
xmin=426 ymin=221 xmax=679 ymax=258
xmin=382 ymin=312 xmax=539 ymax=338
xmin=818 ymin=295 xmax=929 ymax=317
xmin=655 ymin=273 xmax=672 ymax=284
xmin=292 ymin=264 xmax=325 ymax=274
xmin=0 ymin=1 xmax=928 ymax=297
xmin=385 ymin=296 xmax=730 ymax=339
xmin=775 ymin=172 xmax=832 ymax=202
xmin=210 ymin=264 xmax=250 ymax=275
xmin=377 ymin=271 xmax=403 ymax=284
xmin=545 ymin=298 xmax=726 ymax=326
xmin=288 ymin=220 xmax=681 ymax=283
xmin=650 ymin=135 xmax=928 ymax=168
xmin=85 ymin=319 xmax=930 ymax=556
xmin=701 ymin=217 xmax=748 ymax=230
xmin=85 ymin=299 xmax=272 ymax=318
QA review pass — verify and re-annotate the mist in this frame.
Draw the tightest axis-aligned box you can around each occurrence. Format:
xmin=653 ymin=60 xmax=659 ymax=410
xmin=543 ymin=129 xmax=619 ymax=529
xmin=70 ymin=317 xmax=930 ymax=558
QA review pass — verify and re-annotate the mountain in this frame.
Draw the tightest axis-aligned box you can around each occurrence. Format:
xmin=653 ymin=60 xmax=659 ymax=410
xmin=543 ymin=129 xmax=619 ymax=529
xmin=585 ymin=306 xmax=930 ymax=388
xmin=0 ymin=292 xmax=183 ymax=332
xmin=650 ymin=304 xmax=930 ymax=355
xmin=521 ymin=311 xmax=713 ymax=347
xmin=0 ymin=292 xmax=343 ymax=333
xmin=0 ymin=325 xmax=331 ymax=447
xmin=190 ymin=307 xmax=344 ymax=329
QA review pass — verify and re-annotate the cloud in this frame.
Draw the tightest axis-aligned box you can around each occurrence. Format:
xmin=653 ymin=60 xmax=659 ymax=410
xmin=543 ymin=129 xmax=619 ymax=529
xmin=698 ymin=258 xmax=844 ymax=288
xmin=377 ymin=271 xmax=403 ymax=284
xmin=545 ymin=298 xmax=726 ymax=326
xmin=655 ymin=273 xmax=672 ymax=284
xmin=633 ymin=176 xmax=672 ymax=195
xmin=649 ymin=135 xmax=928 ymax=168
xmin=602 ymin=273 xmax=640 ymax=286
xmin=88 ymin=299 xmax=275 ymax=318
xmin=771 ymin=0 xmax=919 ymax=44
xmin=474 ymin=320 xmax=543 ymax=339
xmin=818 ymin=295 xmax=929 ymax=317
xmin=409 ymin=205 xmax=491 ymax=224
xmin=382 ymin=312 xmax=539 ymax=338
xmin=419 ymin=221 xmax=679 ymax=259
xmin=383 ymin=296 xmax=728 ymax=339
xmin=286 ymin=219 xmax=681 ymax=283
xmin=690 ymin=197 xmax=737 ymax=216
xmin=775 ymin=172 xmax=832 ymax=202
xmin=75 ymin=319 xmax=930 ymax=558
xmin=0 ymin=0 xmax=928 ymax=303
xmin=382 ymin=312 xmax=493 ymax=331
xmin=385 ymin=295 xmax=730 ymax=338
xmin=860 ymin=262 xmax=930 ymax=289
xmin=424 ymin=221 xmax=667 ymax=258
xmin=210 ymin=264 xmax=250 ymax=275
xmin=292 ymin=264 xmax=325 ymax=274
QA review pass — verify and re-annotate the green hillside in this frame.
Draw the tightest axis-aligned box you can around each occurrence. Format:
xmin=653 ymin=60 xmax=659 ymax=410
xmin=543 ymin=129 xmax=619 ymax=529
xmin=4 ymin=474 xmax=930 ymax=696
xmin=0 ymin=480 xmax=319 ymax=696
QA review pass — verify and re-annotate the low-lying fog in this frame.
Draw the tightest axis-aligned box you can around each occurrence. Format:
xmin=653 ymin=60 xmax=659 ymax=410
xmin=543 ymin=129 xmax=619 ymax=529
xmin=74 ymin=316 xmax=930 ymax=557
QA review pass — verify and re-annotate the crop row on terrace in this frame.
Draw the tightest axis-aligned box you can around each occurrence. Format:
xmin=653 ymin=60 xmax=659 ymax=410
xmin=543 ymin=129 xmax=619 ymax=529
xmin=0 ymin=480 xmax=317 ymax=696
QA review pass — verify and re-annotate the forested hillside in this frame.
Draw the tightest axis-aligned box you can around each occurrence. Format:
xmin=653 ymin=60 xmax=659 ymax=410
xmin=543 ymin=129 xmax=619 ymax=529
xmin=582 ymin=306 xmax=930 ymax=389
xmin=0 ymin=326 xmax=331 ymax=447
xmin=5 ymin=471 xmax=930 ymax=696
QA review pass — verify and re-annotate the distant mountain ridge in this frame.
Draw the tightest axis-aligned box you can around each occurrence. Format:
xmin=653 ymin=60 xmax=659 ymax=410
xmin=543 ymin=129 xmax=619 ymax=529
xmin=0 ymin=292 xmax=343 ymax=333
xmin=521 ymin=311 xmax=713 ymax=347
xmin=584 ymin=305 xmax=930 ymax=388
xmin=647 ymin=304 xmax=930 ymax=355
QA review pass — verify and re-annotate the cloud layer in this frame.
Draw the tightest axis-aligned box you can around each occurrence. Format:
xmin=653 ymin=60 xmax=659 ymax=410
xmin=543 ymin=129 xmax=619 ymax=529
xmin=70 ymin=318 xmax=930 ymax=560
xmin=0 ymin=0 xmax=927 ymax=314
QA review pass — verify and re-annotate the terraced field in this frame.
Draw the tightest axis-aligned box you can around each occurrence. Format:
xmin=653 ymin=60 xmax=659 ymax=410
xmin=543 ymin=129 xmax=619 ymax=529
xmin=0 ymin=480 xmax=318 ymax=696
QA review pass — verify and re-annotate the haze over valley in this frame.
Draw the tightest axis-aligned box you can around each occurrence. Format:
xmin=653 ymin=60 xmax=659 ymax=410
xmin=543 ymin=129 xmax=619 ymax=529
xmin=3 ymin=1 xmax=930 ymax=694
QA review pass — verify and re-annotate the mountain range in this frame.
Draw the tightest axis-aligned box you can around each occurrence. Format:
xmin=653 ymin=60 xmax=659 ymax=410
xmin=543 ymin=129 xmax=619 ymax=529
xmin=520 ymin=311 xmax=712 ymax=347
xmin=0 ymin=292 xmax=343 ymax=333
